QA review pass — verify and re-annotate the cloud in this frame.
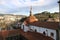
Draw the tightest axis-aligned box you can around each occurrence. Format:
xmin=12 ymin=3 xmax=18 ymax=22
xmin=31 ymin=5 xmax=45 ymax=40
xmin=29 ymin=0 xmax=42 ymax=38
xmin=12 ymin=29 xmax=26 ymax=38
xmin=0 ymin=0 xmax=6 ymax=4
xmin=48 ymin=6 xmax=59 ymax=13
xmin=19 ymin=0 xmax=54 ymax=7
xmin=0 ymin=0 xmax=57 ymax=7
xmin=0 ymin=0 xmax=59 ymax=15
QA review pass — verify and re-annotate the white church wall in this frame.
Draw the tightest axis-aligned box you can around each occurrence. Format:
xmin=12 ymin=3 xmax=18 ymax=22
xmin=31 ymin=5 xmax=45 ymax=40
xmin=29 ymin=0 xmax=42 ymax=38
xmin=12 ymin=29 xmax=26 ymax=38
xmin=30 ymin=26 xmax=47 ymax=34
xmin=23 ymin=25 xmax=29 ymax=32
xmin=33 ymin=26 xmax=40 ymax=32
xmin=29 ymin=25 xmax=35 ymax=31
xmin=21 ymin=23 xmax=24 ymax=29
xmin=30 ymin=26 xmax=34 ymax=29
xmin=21 ymin=23 xmax=56 ymax=40
xmin=47 ymin=29 xmax=56 ymax=40
xmin=39 ymin=27 xmax=47 ymax=33
xmin=30 ymin=25 xmax=56 ymax=40
xmin=21 ymin=23 xmax=29 ymax=32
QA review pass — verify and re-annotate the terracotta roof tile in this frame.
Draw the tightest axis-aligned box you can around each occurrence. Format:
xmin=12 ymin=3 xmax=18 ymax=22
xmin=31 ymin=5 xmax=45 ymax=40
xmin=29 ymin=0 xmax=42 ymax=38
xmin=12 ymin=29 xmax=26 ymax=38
xmin=20 ymin=29 xmax=54 ymax=40
xmin=30 ymin=21 xmax=59 ymax=30
xmin=0 ymin=29 xmax=20 ymax=38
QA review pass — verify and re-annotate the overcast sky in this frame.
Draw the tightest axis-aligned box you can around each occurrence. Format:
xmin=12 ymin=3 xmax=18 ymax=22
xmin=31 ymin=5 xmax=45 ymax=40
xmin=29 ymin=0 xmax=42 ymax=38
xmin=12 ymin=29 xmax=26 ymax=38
xmin=0 ymin=0 xmax=59 ymax=16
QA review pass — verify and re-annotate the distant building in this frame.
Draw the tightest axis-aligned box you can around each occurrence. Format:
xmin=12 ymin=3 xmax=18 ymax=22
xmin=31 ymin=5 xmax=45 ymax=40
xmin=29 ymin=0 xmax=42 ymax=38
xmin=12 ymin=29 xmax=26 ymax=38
xmin=0 ymin=21 xmax=21 ymax=40
xmin=0 ymin=16 xmax=4 ymax=20
xmin=21 ymin=6 xmax=59 ymax=40
xmin=47 ymin=15 xmax=59 ymax=22
xmin=0 ymin=15 xmax=23 ymax=40
xmin=54 ymin=17 xmax=59 ymax=22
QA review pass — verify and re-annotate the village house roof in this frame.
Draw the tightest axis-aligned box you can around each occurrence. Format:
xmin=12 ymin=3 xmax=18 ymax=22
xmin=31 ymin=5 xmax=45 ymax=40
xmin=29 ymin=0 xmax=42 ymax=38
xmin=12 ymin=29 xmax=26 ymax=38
xmin=0 ymin=29 xmax=20 ymax=40
xmin=29 ymin=21 xmax=59 ymax=30
xmin=20 ymin=29 xmax=54 ymax=40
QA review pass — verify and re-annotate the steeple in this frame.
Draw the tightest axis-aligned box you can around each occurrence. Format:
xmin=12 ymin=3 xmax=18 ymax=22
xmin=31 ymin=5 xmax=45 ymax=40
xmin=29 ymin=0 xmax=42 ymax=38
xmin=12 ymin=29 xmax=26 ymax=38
xmin=24 ymin=6 xmax=38 ymax=23
xmin=30 ymin=6 xmax=33 ymax=16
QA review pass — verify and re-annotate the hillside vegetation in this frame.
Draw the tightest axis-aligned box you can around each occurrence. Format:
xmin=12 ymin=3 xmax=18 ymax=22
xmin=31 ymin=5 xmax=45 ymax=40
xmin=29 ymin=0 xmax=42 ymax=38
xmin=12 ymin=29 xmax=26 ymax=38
xmin=34 ymin=11 xmax=59 ymax=22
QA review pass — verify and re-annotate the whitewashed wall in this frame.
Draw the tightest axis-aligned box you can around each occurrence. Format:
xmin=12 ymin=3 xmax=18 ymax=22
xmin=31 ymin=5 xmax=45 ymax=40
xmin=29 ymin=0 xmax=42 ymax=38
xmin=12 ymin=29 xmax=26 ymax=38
xmin=47 ymin=29 xmax=56 ymax=40
xmin=30 ymin=25 xmax=56 ymax=40
xmin=21 ymin=23 xmax=29 ymax=32
xmin=21 ymin=23 xmax=24 ymax=29
xmin=23 ymin=25 xmax=29 ymax=32
xmin=21 ymin=23 xmax=56 ymax=40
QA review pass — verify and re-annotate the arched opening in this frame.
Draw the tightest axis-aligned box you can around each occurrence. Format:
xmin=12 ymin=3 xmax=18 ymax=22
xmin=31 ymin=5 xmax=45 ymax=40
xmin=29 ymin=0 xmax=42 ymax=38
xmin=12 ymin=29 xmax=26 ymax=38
xmin=51 ymin=32 xmax=54 ymax=37
xmin=43 ymin=31 xmax=46 ymax=35
xmin=35 ymin=29 xmax=37 ymax=32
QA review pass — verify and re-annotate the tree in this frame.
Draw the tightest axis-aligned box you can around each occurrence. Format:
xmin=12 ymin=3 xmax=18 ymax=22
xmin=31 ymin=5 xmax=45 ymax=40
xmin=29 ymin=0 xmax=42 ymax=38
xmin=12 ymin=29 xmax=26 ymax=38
xmin=20 ymin=17 xmax=27 ymax=22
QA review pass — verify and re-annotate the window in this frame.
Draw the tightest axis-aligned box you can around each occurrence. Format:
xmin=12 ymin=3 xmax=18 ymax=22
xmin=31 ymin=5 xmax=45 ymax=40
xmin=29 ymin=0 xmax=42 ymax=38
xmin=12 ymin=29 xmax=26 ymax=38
xmin=43 ymin=31 xmax=46 ymax=35
xmin=51 ymin=32 xmax=54 ymax=37
xmin=23 ymin=25 xmax=24 ymax=30
xmin=35 ymin=29 xmax=37 ymax=32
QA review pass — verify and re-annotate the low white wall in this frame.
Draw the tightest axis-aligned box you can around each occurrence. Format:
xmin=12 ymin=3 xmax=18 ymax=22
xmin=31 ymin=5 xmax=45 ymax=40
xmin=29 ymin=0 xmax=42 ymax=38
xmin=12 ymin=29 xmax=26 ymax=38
xmin=21 ymin=23 xmax=56 ymax=40
xmin=24 ymin=25 xmax=29 ymax=32
xmin=21 ymin=23 xmax=29 ymax=32
xmin=30 ymin=25 xmax=56 ymax=40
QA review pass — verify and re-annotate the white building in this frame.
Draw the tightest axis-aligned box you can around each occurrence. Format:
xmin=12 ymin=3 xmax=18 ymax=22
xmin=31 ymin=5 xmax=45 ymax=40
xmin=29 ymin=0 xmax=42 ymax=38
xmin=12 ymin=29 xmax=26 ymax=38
xmin=20 ymin=6 xmax=59 ymax=40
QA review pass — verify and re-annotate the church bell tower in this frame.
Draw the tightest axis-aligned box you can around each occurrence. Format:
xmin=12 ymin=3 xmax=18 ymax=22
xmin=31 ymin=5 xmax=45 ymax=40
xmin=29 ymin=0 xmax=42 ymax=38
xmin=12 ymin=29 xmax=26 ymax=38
xmin=30 ymin=6 xmax=33 ymax=16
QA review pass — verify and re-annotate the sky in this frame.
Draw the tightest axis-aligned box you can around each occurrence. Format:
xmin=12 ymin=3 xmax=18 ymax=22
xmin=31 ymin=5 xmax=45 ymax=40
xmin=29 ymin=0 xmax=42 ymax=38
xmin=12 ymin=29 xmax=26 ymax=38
xmin=0 ymin=0 xmax=59 ymax=16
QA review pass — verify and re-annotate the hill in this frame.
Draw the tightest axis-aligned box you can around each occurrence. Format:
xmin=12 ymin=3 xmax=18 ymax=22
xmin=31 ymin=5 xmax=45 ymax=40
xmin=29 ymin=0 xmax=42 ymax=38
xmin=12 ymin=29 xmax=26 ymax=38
xmin=34 ymin=11 xmax=59 ymax=22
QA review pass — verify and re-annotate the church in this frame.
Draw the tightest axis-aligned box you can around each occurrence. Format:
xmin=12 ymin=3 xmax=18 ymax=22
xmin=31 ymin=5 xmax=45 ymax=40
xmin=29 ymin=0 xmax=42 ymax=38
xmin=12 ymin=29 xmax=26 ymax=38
xmin=20 ymin=6 xmax=59 ymax=40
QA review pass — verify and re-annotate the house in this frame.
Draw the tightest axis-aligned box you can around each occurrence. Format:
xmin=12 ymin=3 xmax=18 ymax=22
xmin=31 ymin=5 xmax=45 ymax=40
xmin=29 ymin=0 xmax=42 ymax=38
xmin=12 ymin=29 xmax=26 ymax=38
xmin=20 ymin=6 xmax=59 ymax=40
xmin=47 ymin=15 xmax=59 ymax=22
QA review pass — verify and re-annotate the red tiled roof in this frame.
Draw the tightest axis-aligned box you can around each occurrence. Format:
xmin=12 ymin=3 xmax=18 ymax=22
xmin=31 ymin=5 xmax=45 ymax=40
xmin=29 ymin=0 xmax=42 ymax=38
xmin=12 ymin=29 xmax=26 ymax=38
xmin=24 ymin=15 xmax=38 ymax=24
xmin=20 ymin=29 xmax=54 ymax=40
xmin=0 ymin=29 xmax=20 ymax=38
xmin=30 ymin=21 xmax=59 ymax=30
